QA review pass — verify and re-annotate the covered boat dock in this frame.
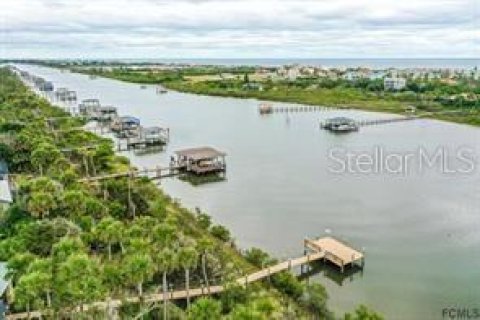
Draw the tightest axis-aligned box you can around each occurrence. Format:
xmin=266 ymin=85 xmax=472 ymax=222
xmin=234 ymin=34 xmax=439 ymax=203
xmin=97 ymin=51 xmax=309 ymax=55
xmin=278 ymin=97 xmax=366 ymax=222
xmin=175 ymin=147 xmax=227 ymax=175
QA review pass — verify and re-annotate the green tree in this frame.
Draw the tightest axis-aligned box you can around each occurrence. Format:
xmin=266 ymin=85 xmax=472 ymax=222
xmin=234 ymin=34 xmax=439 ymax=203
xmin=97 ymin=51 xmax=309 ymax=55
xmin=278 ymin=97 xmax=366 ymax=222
xmin=197 ymin=237 xmax=214 ymax=290
xmin=196 ymin=212 xmax=212 ymax=230
xmin=244 ymin=248 xmax=272 ymax=268
xmin=60 ymin=190 xmax=86 ymax=219
xmin=123 ymin=253 xmax=155 ymax=296
xmin=344 ymin=305 xmax=383 ymax=320
xmin=14 ymin=272 xmax=42 ymax=316
xmin=210 ymin=224 xmax=231 ymax=242
xmin=7 ymin=252 xmax=35 ymax=286
xmin=177 ymin=246 xmax=198 ymax=308
xmin=27 ymin=192 xmax=57 ymax=219
xmin=55 ymin=253 xmax=105 ymax=311
xmin=154 ymin=248 xmax=177 ymax=320
xmin=27 ymin=258 xmax=54 ymax=307
xmin=95 ymin=217 xmax=124 ymax=260
xmin=299 ymin=284 xmax=331 ymax=319
xmin=187 ymin=298 xmax=221 ymax=320
xmin=230 ymin=304 xmax=263 ymax=320
xmin=31 ymin=142 xmax=61 ymax=175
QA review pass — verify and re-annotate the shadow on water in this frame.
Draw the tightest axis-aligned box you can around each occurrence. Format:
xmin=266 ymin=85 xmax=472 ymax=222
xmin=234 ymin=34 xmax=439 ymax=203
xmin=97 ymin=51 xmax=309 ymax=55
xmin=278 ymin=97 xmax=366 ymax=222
xmin=299 ymin=260 xmax=364 ymax=287
xmin=178 ymin=173 xmax=227 ymax=186
xmin=131 ymin=145 xmax=166 ymax=155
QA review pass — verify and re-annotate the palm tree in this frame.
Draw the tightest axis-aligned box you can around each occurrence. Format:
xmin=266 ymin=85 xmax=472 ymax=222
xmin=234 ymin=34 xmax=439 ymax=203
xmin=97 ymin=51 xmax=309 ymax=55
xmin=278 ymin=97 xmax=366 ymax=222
xmin=154 ymin=248 xmax=177 ymax=320
xmin=177 ymin=246 xmax=198 ymax=308
xmin=197 ymin=237 xmax=214 ymax=292
xmin=31 ymin=142 xmax=61 ymax=176
xmin=187 ymin=298 xmax=221 ymax=320
xmin=123 ymin=253 xmax=155 ymax=297
xmin=27 ymin=191 xmax=56 ymax=219
xmin=95 ymin=217 xmax=124 ymax=260
xmin=77 ymin=147 xmax=91 ymax=177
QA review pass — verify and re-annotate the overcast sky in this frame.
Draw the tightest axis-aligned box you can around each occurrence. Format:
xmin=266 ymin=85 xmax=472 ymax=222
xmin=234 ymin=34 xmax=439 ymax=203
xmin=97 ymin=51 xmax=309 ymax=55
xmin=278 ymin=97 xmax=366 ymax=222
xmin=1 ymin=0 xmax=479 ymax=59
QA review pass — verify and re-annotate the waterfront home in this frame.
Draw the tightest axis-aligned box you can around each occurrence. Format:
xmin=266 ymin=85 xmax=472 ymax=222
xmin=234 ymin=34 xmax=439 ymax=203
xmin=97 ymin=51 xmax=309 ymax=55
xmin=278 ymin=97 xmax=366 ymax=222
xmin=384 ymin=77 xmax=407 ymax=90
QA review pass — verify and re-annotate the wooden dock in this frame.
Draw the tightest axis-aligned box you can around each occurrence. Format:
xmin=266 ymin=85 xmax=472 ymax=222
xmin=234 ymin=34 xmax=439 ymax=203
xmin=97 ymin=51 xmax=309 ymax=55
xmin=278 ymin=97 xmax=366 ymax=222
xmin=304 ymin=236 xmax=364 ymax=272
xmin=260 ymin=104 xmax=348 ymax=114
xmin=78 ymin=166 xmax=183 ymax=183
xmin=319 ymin=115 xmax=421 ymax=131
xmin=5 ymin=236 xmax=363 ymax=319
xmin=5 ymin=252 xmax=325 ymax=320
xmin=355 ymin=115 xmax=420 ymax=127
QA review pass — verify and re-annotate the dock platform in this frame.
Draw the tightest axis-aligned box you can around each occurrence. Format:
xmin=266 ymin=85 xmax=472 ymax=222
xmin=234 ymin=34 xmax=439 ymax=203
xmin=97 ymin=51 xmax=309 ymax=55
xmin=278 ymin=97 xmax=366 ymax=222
xmin=304 ymin=236 xmax=364 ymax=272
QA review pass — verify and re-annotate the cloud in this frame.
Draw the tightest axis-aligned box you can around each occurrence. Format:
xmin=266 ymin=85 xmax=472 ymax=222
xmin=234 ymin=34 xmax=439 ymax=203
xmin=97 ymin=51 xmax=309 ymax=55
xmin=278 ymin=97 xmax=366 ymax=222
xmin=1 ymin=0 xmax=479 ymax=58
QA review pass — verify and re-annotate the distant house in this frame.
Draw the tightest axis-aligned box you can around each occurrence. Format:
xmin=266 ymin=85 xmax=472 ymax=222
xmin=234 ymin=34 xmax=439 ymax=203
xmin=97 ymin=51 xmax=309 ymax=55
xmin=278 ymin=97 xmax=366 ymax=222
xmin=242 ymin=82 xmax=263 ymax=91
xmin=0 ymin=160 xmax=12 ymax=210
xmin=368 ymin=71 xmax=387 ymax=80
xmin=384 ymin=77 xmax=407 ymax=90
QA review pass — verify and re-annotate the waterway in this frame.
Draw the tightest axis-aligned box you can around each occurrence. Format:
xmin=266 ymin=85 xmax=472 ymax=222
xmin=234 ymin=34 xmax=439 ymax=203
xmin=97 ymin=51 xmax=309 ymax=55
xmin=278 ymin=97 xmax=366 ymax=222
xmin=16 ymin=64 xmax=480 ymax=319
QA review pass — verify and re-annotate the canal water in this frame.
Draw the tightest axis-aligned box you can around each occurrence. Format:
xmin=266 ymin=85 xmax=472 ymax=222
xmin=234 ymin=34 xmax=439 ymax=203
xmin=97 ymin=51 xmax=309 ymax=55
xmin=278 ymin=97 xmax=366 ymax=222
xmin=17 ymin=65 xmax=480 ymax=319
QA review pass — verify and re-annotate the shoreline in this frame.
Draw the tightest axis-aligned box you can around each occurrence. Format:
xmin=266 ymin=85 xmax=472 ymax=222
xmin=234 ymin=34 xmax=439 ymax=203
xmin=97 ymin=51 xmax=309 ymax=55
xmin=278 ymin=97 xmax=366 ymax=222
xmin=66 ymin=67 xmax=480 ymax=128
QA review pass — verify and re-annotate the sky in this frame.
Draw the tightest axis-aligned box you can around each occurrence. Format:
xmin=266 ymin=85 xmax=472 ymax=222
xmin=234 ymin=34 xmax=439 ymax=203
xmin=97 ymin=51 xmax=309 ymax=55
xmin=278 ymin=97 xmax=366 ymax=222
xmin=1 ymin=0 xmax=479 ymax=59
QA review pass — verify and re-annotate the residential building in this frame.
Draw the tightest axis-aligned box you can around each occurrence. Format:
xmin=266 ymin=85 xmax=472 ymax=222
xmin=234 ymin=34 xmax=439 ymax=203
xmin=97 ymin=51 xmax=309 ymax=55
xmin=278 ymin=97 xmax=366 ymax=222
xmin=384 ymin=77 xmax=407 ymax=90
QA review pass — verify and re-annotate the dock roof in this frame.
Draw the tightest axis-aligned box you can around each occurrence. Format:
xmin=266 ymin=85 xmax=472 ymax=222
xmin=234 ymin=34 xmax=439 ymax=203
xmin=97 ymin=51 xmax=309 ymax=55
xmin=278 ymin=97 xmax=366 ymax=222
xmin=175 ymin=147 xmax=226 ymax=161
xmin=119 ymin=116 xmax=140 ymax=125
xmin=326 ymin=117 xmax=356 ymax=124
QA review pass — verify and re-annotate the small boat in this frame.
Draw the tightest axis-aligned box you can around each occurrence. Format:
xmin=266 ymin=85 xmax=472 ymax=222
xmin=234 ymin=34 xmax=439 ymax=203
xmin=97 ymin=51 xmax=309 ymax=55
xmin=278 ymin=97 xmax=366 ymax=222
xmin=140 ymin=85 xmax=147 ymax=89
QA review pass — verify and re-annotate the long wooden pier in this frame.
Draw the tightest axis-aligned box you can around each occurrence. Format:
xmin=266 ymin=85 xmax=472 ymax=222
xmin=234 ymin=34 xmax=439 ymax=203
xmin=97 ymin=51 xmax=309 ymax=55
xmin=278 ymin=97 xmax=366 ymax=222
xmin=260 ymin=104 xmax=349 ymax=114
xmin=78 ymin=166 xmax=183 ymax=183
xmin=5 ymin=252 xmax=325 ymax=320
xmin=6 ymin=237 xmax=362 ymax=320
xmin=355 ymin=115 xmax=420 ymax=127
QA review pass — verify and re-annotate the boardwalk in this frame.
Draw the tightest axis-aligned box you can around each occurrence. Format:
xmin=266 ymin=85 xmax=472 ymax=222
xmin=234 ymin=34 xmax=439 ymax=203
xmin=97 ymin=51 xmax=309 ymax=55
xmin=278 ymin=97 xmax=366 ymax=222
xmin=6 ymin=252 xmax=325 ymax=320
xmin=78 ymin=166 xmax=182 ymax=183
xmin=6 ymin=236 xmax=364 ymax=319
xmin=260 ymin=104 xmax=349 ymax=114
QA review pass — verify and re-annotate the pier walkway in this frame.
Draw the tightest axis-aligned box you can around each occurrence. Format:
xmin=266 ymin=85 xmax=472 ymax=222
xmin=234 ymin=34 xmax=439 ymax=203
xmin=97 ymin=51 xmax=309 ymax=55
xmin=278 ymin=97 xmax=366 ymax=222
xmin=6 ymin=237 xmax=362 ymax=319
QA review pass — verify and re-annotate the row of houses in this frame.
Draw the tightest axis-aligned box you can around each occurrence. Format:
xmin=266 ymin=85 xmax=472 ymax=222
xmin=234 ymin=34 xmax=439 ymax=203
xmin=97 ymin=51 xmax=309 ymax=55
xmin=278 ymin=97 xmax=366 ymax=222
xmin=256 ymin=65 xmax=479 ymax=84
